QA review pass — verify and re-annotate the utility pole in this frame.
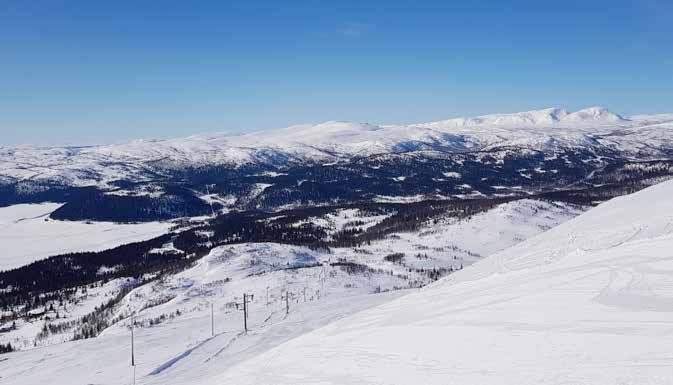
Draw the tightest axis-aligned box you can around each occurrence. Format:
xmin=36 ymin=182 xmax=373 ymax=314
xmin=281 ymin=290 xmax=291 ymax=316
xmin=131 ymin=315 xmax=136 ymax=385
xmin=319 ymin=264 xmax=326 ymax=298
xmin=131 ymin=315 xmax=135 ymax=367
xmin=266 ymin=286 xmax=270 ymax=306
xmin=211 ymin=303 xmax=214 ymax=337
xmin=236 ymin=293 xmax=253 ymax=333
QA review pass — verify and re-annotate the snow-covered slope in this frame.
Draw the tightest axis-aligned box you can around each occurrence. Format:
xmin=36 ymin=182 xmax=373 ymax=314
xmin=0 ymin=198 xmax=583 ymax=384
xmin=1 ymin=107 xmax=671 ymax=186
xmin=209 ymin=179 xmax=673 ymax=385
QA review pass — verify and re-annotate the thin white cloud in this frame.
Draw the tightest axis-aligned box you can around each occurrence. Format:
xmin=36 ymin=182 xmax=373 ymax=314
xmin=336 ymin=22 xmax=371 ymax=37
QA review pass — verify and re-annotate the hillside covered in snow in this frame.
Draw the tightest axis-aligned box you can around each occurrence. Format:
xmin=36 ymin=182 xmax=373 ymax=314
xmin=3 ymin=172 xmax=671 ymax=385
xmin=1 ymin=106 xmax=672 ymax=223
xmin=210 ymin=179 xmax=673 ymax=385
xmin=2 ymin=107 xmax=672 ymax=186
xmin=0 ymin=198 xmax=583 ymax=384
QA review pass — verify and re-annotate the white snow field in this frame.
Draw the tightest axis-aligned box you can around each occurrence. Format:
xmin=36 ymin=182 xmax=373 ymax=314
xmin=0 ymin=199 xmax=583 ymax=384
xmin=205 ymin=179 xmax=673 ymax=385
xmin=0 ymin=203 xmax=171 ymax=271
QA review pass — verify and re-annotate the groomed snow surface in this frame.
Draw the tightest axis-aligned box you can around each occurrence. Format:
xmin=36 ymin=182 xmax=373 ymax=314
xmin=0 ymin=203 xmax=171 ymax=271
xmin=212 ymin=179 xmax=673 ymax=385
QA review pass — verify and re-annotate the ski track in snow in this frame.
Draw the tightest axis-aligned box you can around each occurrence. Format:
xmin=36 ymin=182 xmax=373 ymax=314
xmin=148 ymin=333 xmax=220 ymax=376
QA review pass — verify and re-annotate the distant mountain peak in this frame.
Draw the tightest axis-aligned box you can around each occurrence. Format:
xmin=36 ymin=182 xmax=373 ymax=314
xmin=420 ymin=106 xmax=627 ymax=129
xmin=1 ymin=106 xmax=670 ymax=187
xmin=563 ymin=106 xmax=625 ymax=122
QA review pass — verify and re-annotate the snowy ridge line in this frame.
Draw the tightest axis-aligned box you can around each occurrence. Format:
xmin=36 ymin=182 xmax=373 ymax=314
xmin=1 ymin=106 xmax=672 ymax=186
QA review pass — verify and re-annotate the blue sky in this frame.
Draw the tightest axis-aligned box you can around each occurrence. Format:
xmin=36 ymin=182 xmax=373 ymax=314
xmin=1 ymin=0 xmax=672 ymax=145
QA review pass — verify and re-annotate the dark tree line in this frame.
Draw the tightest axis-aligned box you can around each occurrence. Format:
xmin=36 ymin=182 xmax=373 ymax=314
xmin=50 ymin=185 xmax=218 ymax=222
xmin=0 ymin=234 xmax=185 ymax=312
xmin=0 ymin=343 xmax=13 ymax=354
xmin=170 ymin=196 xmax=517 ymax=257
xmin=6 ymin=146 xmax=671 ymax=222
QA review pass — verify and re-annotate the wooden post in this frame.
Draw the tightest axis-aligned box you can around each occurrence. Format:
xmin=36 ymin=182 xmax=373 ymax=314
xmin=237 ymin=294 xmax=252 ymax=333
xmin=243 ymin=294 xmax=248 ymax=333
xmin=131 ymin=315 xmax=135 ymax=367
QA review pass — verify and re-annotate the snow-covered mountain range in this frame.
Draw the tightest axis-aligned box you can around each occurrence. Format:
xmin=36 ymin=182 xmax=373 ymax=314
xmin=2 ymin=107 xmax=672 ymax=186
xmin=1 ymin=106 xmax=671 ymax=223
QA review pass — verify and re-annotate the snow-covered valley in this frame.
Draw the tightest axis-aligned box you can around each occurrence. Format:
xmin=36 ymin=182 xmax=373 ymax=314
xmin=0 ymin=198 xmax=583 ymax=384
xmin=0 ymin=203 xmax=171 ymax=271
xmin=3 ymin=165 xmax=673 ymax=385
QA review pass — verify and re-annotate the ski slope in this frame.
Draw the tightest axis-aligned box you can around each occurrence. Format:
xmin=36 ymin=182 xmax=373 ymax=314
xmin=208 ymin=180 xmax=673 ymax=385
xmin=0 ymin=203 xmax=171 ymax=271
